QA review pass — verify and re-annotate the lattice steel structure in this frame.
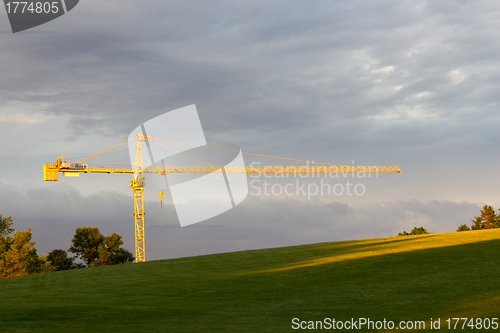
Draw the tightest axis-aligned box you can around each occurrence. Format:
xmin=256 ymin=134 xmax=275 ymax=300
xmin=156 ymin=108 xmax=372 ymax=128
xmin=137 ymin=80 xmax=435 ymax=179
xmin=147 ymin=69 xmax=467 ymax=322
xmin=43 ymin=134 xmax=401 ymax=262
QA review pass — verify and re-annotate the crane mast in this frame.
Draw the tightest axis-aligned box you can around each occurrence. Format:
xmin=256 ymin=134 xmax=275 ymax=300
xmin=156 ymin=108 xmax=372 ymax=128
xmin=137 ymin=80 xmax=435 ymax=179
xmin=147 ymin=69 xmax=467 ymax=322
xmin=130 ymin=133 xmax=146 ymax=263
xmin=43 ymin=134 xmax=401 ymax=263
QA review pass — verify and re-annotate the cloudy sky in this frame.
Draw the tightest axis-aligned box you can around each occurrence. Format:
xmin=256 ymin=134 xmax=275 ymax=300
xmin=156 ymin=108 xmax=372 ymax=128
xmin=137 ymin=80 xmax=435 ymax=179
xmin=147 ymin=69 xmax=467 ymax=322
xmin=1 ymin=0 xmax=499 ymax=260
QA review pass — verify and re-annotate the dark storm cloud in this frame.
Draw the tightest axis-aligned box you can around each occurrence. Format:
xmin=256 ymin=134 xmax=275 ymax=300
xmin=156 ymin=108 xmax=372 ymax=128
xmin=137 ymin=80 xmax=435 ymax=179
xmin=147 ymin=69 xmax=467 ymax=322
xmin=2 ymin=0 xmax=500 ymax=146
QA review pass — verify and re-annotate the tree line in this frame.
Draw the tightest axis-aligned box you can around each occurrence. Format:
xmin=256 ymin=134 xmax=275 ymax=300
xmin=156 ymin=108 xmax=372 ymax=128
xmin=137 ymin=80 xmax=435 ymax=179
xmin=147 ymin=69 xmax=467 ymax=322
xmin=0 ymin=215 xmax=133 ymax=278
xmin=397 ymin=226 xmax=429 ymax=236
xmin=456 ymin=205 xmax=500 ymax=231
xmin=397 ymin=205 xmax=500 ymax=236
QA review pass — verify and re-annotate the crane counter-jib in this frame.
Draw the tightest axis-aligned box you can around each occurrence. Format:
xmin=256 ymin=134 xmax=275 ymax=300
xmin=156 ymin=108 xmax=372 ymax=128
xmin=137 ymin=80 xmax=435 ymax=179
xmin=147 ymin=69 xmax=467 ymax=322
xmin=43 ymin=163 xmax=135 ymax=181
xmin=43 ymin=162 xmax=401 ymax=181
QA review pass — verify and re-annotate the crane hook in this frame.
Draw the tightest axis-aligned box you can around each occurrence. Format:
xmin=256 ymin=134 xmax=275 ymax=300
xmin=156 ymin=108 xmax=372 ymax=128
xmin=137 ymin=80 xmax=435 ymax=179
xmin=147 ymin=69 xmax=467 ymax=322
xmin=159 ymin=191 xmax=164 ymax=227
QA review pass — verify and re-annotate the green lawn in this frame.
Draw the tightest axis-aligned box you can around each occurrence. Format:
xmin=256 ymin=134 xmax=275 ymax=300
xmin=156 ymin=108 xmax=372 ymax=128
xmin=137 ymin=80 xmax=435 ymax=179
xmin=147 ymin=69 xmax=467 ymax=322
xmin=1 ymin=230 xmax=499 ymax=332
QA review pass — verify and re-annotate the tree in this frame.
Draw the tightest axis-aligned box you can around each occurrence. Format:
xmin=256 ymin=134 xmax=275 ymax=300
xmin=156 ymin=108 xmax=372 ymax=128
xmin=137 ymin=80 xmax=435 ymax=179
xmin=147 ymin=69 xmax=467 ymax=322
xmin=113 ymin=248 xmax=135 ymax=264
xmin=397 ymin=226 xmax=429 ymax=236
xmin=47 ymin=249 xmax=74 ymax=271
xmin=95 ymin=233 xmax=134 ymax=266
xmin=69 ymin=227 xmax=104 ymax=266
xmin=0 ymin=215 xmax=13 ymax=237
xmin=410 ymin=226 xmax=429 ymax=235
xmin=1 ymin=215 xmax=54 ymax=278
xmin=456 ymin=224 xmax=470 ymax=232
xmin=69 ymin=227 xmax=133 ymax=267
xmin=471 ymin=217 xmax=482 ymax=230
xmin=471 ymin=205 xmax=499 ymax=230
xmin=37 ymin=255 xmax=56 ymax=274
xmin=0 ymin=228 xmax=53 ymax=278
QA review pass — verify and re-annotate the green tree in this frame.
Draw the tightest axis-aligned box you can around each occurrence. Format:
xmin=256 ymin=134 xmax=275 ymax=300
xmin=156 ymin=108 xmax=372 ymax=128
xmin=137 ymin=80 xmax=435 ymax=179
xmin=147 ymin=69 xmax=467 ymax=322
xmin=456 ymin=224 xmax=470 ymax=232
xmin=113 ymin=248 xmax=135 ymax=264
xmin=471 ymin=205 xmax=499 ymax=230
xmin=47 ymin=249 xmax=74 ymax=271
xmin=410 ymin=226 xmax=429 ymax=235
xmin=471 ymin=217 xmax=482 ymax=230
xmin=94 ymin=233 xmax=134 ymax=266
xmin=69 ymin=227 xmax=104 ymax=266
xmin=69 ymin=227 xmax=133 ymax=267
xmin=397 ymin=226 xmax=429 ymax=236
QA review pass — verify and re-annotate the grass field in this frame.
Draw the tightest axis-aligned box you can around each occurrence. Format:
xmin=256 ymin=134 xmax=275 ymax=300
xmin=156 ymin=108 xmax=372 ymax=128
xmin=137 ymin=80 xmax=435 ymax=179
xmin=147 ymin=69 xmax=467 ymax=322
xmin=1 ymin=229 xmax=500 ymax=332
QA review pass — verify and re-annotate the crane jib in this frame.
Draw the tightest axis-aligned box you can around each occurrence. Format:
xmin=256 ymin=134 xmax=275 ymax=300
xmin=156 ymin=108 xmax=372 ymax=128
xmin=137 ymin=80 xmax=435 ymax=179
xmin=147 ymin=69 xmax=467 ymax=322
xmin=43 ymin=162 xmax=401 ymax=181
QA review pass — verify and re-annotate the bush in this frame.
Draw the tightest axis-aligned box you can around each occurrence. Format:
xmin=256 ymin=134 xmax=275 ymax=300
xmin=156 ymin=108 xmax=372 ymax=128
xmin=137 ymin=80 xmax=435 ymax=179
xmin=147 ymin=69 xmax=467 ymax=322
xmin=397 ymin=226 xmax=429 ymax=236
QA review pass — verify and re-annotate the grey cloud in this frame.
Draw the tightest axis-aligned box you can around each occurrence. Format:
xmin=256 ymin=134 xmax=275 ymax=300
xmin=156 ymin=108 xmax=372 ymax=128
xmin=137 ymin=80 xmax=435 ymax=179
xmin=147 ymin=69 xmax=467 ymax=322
xmin=0 ymin=182 xmax=482 ymax=260
xmin=2 ymin=0 xmax=500 ymax=142
xmin=138 ymin=195 xmax=483 ymax=259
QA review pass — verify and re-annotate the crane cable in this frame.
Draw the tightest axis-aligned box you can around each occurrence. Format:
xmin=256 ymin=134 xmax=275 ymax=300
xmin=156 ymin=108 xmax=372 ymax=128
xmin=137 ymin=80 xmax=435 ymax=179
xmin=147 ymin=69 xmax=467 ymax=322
xmin=73 ymin=134 xmax=339 ymax=167
xmin=146 ymin=135 xmax=339 ymax=166
xmin=75 ymin=138 xmax=132 ymax=164
xmin=72 ymin=135 xmax=217 ymax=169
xmin=148 ymin=139 xmax=214 ymax=167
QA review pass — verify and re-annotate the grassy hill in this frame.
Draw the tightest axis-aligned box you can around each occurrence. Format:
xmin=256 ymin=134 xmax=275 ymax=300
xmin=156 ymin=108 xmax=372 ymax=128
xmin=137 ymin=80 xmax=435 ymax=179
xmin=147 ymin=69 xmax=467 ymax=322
xmin=1 ymin=230 xmax=500 ymax=332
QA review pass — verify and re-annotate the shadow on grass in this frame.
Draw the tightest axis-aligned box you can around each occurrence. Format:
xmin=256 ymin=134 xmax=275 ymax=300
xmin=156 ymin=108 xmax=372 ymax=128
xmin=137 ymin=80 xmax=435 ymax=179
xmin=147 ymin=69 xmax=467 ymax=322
xmin=300 ymin=234 xmax=437 ymax=255
xmin=238 ymin=232 xmax=500 ymax=275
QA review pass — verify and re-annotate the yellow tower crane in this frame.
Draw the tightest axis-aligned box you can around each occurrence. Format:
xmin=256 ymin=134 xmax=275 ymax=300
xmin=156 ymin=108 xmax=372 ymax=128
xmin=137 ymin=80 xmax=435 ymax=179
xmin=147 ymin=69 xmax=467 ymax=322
xmin=43 ymin=134 xmax=401 ymax=263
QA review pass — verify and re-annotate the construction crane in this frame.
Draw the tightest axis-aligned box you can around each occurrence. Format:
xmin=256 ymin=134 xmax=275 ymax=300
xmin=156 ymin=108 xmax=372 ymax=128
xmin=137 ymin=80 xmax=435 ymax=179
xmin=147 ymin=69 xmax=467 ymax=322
xmin=43 ymin=134 xmax=401 ymax=263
